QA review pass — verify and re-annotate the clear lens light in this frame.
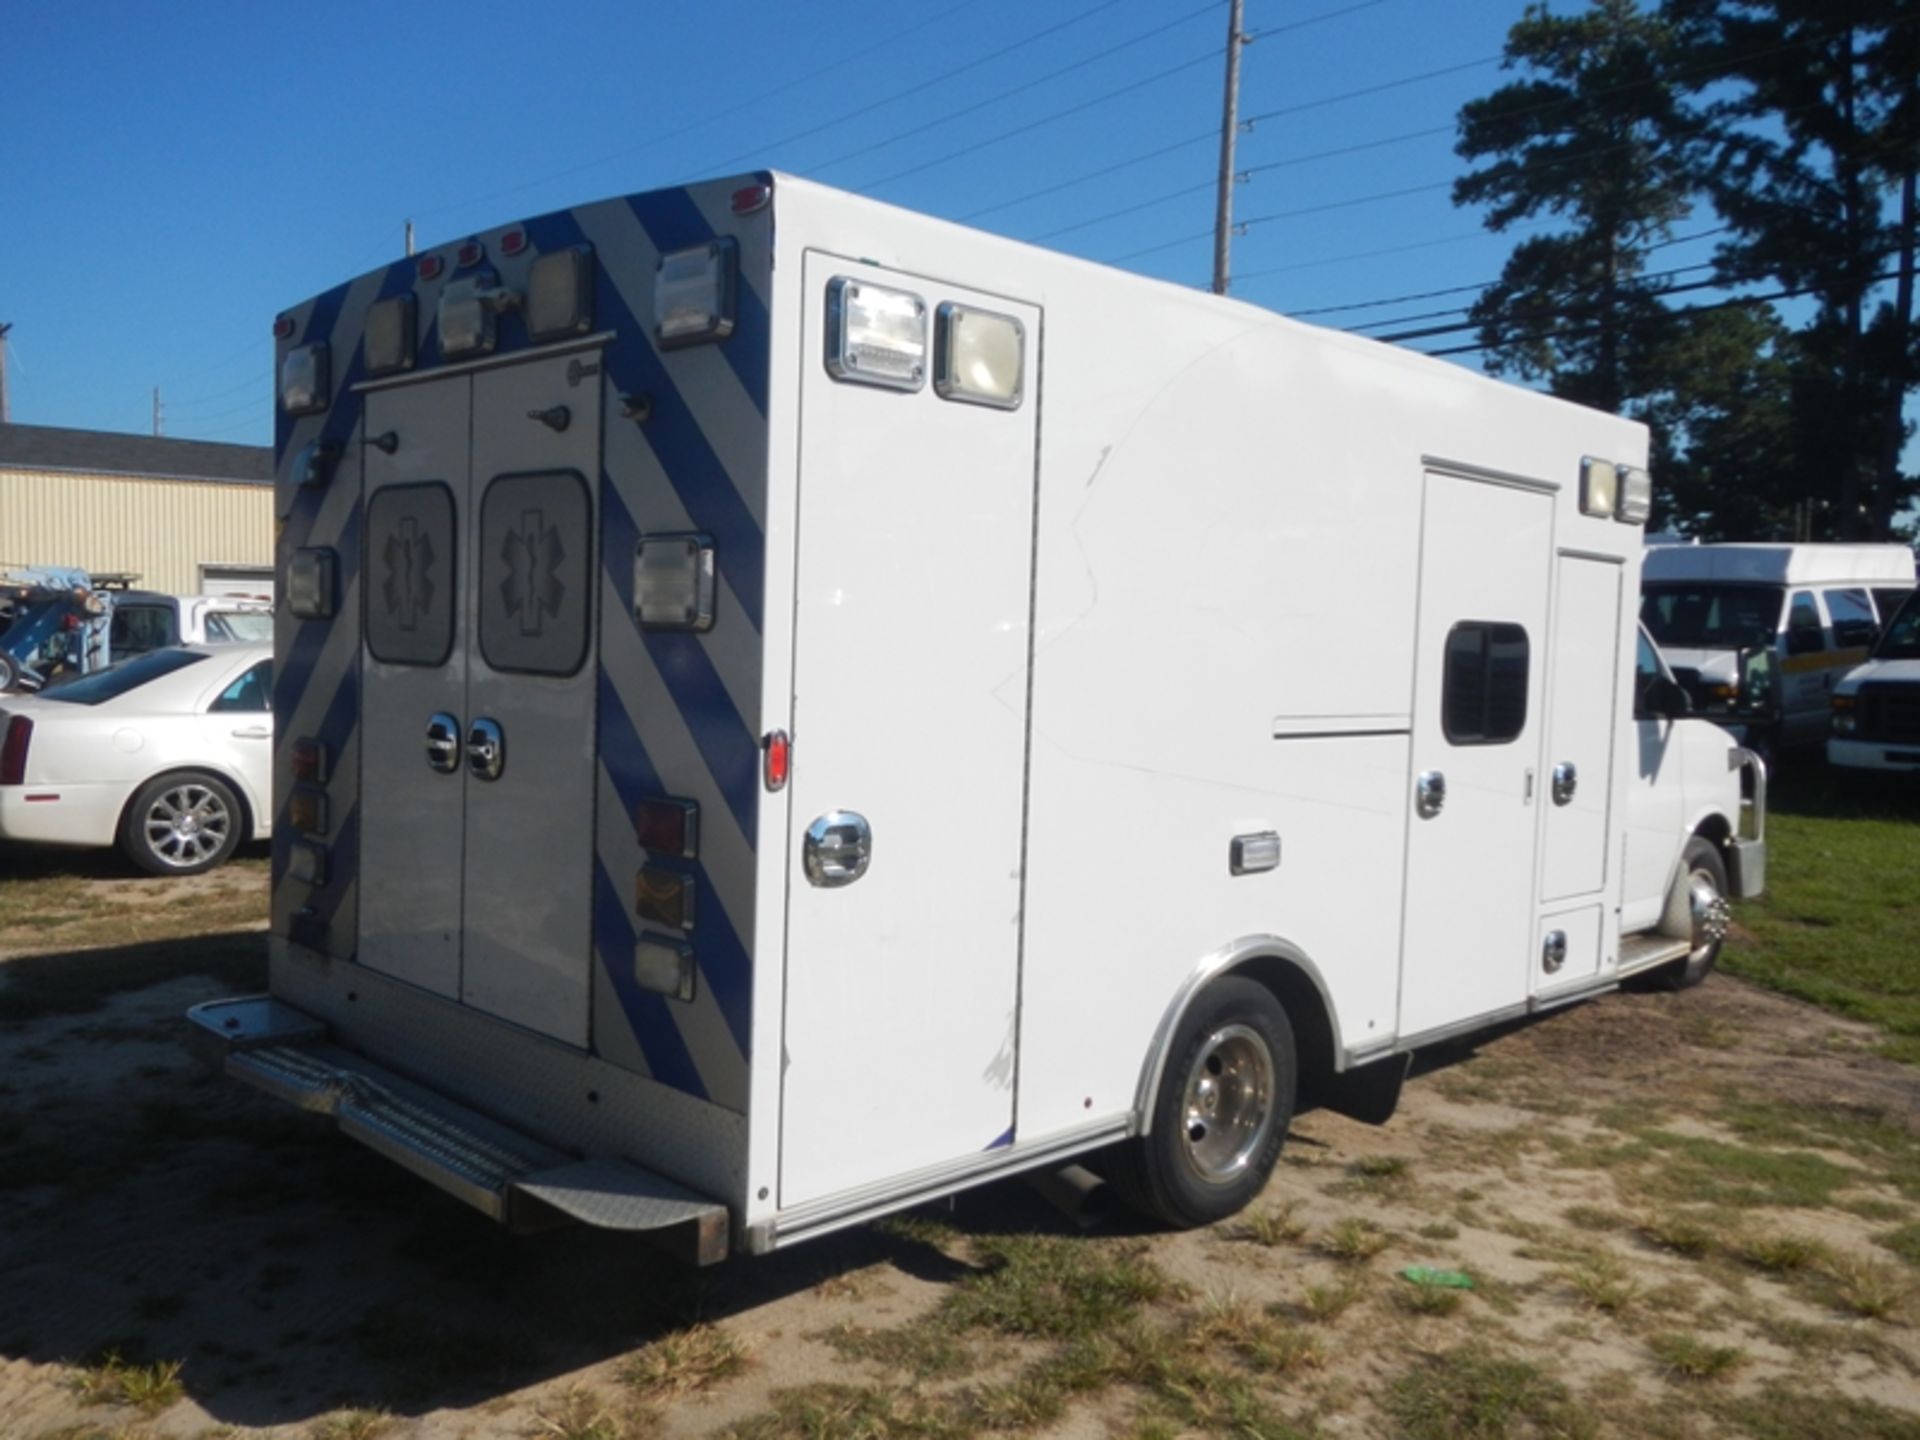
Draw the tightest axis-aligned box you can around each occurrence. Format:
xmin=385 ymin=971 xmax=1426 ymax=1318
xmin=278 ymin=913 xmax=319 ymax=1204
xmin=654 ymin=239 xmax=736 ymax=347
xmin=827 ymin=278 xmax=926 ymax=390
xmin=1580 ymin=458 xmax=1619 ymax=518
xmin=1616 ymin=465 xmax=1653 ymax=524
xmin=280 ymin=344 xmax=329 ymax=414
xmin=288 ymin=548 xmax=337 ymax=620
xmin=936 ymin=303 xmax=1023 ymax=407
xmin=438 ymin=276 xmax=497 ymax=357
xmin=528 ymin=246 xmax=595 ymax=340
xmin=634 ymin=535 xmax=716 ymax=630
xmin=364 ymin=296 xmax=416 ymax=376
xmin=635 ymin=937 xmax=696 ymax=1002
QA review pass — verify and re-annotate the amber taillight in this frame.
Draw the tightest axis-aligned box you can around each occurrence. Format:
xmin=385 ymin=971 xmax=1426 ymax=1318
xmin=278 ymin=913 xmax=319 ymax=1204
xmin=0 ymin=717 xmax=32 ymax=786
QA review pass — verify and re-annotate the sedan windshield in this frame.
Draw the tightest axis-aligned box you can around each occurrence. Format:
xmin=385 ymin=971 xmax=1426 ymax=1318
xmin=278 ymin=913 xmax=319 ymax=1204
xmin=38 ymin=648 xmax=209 ymax=706
xmin=1876 ymin=595 xmax=1920 ymax=660
xmin=1640 ymin=584 xmax=1783 ymax=651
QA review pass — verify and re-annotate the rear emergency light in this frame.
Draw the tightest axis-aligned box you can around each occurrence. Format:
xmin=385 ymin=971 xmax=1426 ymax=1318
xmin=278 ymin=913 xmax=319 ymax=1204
xmin=635 ymin=866 xmax=695 ymax=931
xmin=634 ymin=936 xmax=696 ymax=1002
xmin=291 ymin=738 xmax=329 ymax=785
xmin=289 ymin=841 xmax=328 ymax=887
xmin=654 ymin=239 xmax=737 ymax=348
xmin=527 ymin=245 xmax=595 ymax=340
xmin=635 ymin=796 xmax=698 ymax=858
xmin=280 ymin=342 xmax=330 ymax=415
xmin=364 ymin=295 xmax=418 ymax=377
xmin=0 ymin=716 xmax=32 ymax=785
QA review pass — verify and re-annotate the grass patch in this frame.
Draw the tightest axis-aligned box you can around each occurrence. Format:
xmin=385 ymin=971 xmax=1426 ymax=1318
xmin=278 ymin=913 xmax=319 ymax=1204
xmin=1233 ymin=1202 xmax=1307 ymax=1247
xmin=70 ymin=1354 xmax=184 ymax=1415
xmin=1318 ymin=1218 xmax=1390 ymax=1263
xmin=620 ymin=1323 xmax=748 ymax=1400
xmin=1561 ymin=1258 xmax=1640 ymax=1314
xmin=1384 ymin=1345 xmax=1593 ymax=1440
xmin=729 ymin=1383 xmax=962 ymax=1440
xmin=1646 ymin=1331 xmax=1745 ymax=1382
xmin=1393 ymin=1284 xmax=1464 ymax=1318
xmin=1809 ymin=1256 xmax=1910 ymax=1321
xmin=1732 ymin=1232 xmax=1830 ymax=1275
xmin=1720 ymin=774 xmax=1920 ymax=1065
xmin=1293 ymin=1275 xmax=1367 ymax=1323
xmin=942 ymin=1235 xmax=1168 ymax=1340
xmin=310 ymin=1411 xmax=394 ymax=1440
xmin=1636 ymin=1212 xmax=1721 ymax=1258
xmin=1877 ymin=1223 xmax=1920 ymax=1267
xmin=821 ymin=1322 xmax=971 ymax=1380
xmin=531 ymin=1387 xmax=642 ymax=1440
xmin=1563 ymin=1204 xmax=1630 ymax=1233
xmin=1416 ymin=1221 xmax=1461 ymax=1241
xmin=1714 ymin=1380 xmax=1920 ymax=1439
xmin=1333 ymin=1155 xmax=1414 ymax=1198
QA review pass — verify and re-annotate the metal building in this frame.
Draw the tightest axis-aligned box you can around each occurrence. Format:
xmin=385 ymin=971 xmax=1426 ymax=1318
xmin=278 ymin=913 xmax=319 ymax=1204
xmin=0 ymin=424 xmax=273 ymax=595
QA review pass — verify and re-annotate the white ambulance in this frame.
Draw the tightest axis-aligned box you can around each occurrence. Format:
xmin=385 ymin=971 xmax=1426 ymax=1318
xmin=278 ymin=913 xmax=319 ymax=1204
xmin=190 ymin=173 xmax=1765 ymax=1262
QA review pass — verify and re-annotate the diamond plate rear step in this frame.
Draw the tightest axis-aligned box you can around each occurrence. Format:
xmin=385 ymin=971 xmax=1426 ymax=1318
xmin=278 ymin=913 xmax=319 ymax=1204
xmin=186 ymin=996 xmax=729 ymax=1263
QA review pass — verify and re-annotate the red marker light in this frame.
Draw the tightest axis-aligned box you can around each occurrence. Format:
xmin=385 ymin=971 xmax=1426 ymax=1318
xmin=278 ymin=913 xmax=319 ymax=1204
xmin=501 ymin=229 xmax=528 ymax=257
xmin=418 ymin=253 xmax=445 ymax=281
xmin=456 ymin=239 xmax=485 ymax=269
xmin=763 ymin=730 xmax=789 ymax=791
xmin=731 ymin=184 xmax=771 ymax=215
xmin=273 ymin=315 xmax=296 ymax=340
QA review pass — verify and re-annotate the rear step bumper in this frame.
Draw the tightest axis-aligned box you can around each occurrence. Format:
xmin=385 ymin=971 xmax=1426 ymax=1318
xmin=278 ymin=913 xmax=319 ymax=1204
xmin=186 ymin=996 xmax=729 ymax=1264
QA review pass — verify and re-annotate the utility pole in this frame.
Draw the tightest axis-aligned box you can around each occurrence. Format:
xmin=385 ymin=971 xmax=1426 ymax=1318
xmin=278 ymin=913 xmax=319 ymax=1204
xmin=1211 ymin=0 xmax=1246 ymax=296
xmin=0 ymin=322 xmax=12 ymax=424
xmin=152 ymin=386 xmax=163 ymax=438
xmin=405 ymin=219 xmax=416 ymax=257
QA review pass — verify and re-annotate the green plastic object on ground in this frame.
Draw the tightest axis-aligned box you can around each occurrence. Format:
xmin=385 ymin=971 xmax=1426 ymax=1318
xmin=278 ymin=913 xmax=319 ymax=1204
xmin=1400 ymin=1265 xmax=1475 ymax=1289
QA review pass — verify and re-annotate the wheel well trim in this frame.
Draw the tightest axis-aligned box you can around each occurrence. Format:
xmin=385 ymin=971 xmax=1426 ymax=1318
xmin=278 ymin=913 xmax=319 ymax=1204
xmin=117 ymin=764 xmax=256 ymax=842
xmin=1132 ymin=934 xmax=1343 ymax=1137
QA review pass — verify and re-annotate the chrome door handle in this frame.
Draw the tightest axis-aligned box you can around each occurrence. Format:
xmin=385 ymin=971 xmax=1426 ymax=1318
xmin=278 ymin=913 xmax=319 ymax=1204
xmin=804 ymin=810 xmax=872 ymax=887
xmin=426 ymin=713 xmax=461 ymax=773
xmin=230 ymin=726 xmax=271 ymax=740
xmin=1415 ymin=769 xmax=1446 ymax=819
xmin=1551 ymin=761 xmax=1578 ymax=806
xmin=467 ymin=718 xmax=505 ymax=781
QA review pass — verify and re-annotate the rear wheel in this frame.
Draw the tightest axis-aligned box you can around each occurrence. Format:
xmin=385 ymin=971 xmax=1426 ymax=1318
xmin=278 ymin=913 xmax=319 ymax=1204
xmin=1108 ymin=976 xmax=1296 ymax=1228
xmin=120 ymin=771 xmax=244 ymax=876
xmin=1656 ymin=836 xmax=1730 ymax=990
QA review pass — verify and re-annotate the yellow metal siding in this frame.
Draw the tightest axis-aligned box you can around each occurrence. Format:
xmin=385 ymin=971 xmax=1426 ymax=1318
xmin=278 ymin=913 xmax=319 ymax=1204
xmin=0 ymin=468 xmax=273 ymax=594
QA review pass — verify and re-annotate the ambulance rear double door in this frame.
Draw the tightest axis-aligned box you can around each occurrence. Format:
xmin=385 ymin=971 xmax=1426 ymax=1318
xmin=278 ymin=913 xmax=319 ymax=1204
xmin=356 ymin=352 xmax=601 ymax=1048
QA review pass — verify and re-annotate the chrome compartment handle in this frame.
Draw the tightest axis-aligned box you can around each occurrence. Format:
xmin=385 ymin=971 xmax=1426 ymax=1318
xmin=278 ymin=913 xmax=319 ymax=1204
xmin=1414 ymin=769 xmax=1447 ymax=820
xmin=426 ymin=713 xmax=461 ymax=774
xmin=466 ymin=718 xmax=505 ymax=782
xmin=804 ymin=810 xmax=872 ymax=888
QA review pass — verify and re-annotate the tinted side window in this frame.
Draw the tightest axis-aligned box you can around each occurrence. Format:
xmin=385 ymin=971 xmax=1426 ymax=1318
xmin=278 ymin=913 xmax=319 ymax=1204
xmin=110 ymin=605 xmax=178 ymax=656
xmin=1443 ymin=621 xmax=1530 ymax=745
xmin=1785 ymin=592 xmax=1824 ymax=656
xmin=1825 ymin=588 xmax=1877 ymax=648
xmin=1873 ymin=587 xmax=1913 ymax=624
xmin=210 ymin=660 xmax=272 ymax=713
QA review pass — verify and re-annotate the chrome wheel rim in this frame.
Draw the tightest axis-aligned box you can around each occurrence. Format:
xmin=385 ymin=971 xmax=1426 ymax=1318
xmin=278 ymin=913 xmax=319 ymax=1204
xmin=143 ymin=783 xmax=230 ymax=868
xmin=1180 ymin=1023 xmax=1275 ymax=1183
xmin=1688 ymin=867 xmax=1730 ymax=963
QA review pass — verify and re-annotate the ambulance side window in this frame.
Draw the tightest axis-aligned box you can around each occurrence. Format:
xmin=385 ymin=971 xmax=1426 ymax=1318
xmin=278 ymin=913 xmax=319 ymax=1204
xmin=365 ymin=483 xmax=458 ymax=667
xmin=1442 ymin=621 xmax=1530 ymax=745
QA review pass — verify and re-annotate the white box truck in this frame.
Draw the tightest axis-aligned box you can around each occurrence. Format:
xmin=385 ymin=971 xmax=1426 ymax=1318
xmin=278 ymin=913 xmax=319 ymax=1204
xmin=189 ymin=173 xmax=1765 ymax=1263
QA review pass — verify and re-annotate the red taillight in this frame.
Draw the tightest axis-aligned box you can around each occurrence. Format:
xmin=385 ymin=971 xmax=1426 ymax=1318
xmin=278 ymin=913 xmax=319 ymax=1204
xmin=763 ymin=730 xmax=789 ymax=791
xmin=0 ymin=717 xmax=32 ymax=786
xmin=731 ymin=184 xmax=771 ymax=215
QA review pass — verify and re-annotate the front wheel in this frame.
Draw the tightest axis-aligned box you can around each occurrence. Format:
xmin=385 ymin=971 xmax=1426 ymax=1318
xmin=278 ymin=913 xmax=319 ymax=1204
xmin=1656 ymin=836 xmax=1731 ymax=990
xmin=120 ymin=771 xmax=244 ymax=876
xmin=1107 ymin=976 xmax=1296 ymax=1228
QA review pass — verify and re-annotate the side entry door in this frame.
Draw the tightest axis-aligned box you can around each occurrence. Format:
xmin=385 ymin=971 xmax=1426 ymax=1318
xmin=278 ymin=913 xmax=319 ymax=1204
xmin=780 ymin=255 xmax=1040 ymax=1209
xmin=358 ymin=352 xmax=601 ymax=1048
xmin=1398 ymin=472 xmax=1552 ymax=1039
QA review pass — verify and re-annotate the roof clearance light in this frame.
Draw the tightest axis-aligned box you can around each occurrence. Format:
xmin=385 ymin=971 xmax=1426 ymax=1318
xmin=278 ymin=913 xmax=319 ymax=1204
xmin=653 ymin=238 xmax=737 ymax=348
xmin=280 ymin=343 xmax=330 ymax=415
xmin=1616 ymin=465 xmax=1653 ymax=525
xmin=825 ymin=277 xmax=926 ymax=391
xmin=634 ymin=534 xmax=717 ymax=631
xmin=934 ymin=302 xmax=1025 ymax=409
xmin=634 ymin=935 xmax=696 ymax=1002
xmin=273 ymin=315 xmax=296 ymax=340
xmin=1580 ymin=458 xmax=1619 ymax=519
xmin=288 ymin=547 xmax=337 ymax=620
xmin=527 ymin=245 xmax=596 ymax=341
xmin=364 ymin=294 xmax=417 ymax=377
xmin=456 ymin=239 xmax=486 ymax=269
xmin=438 ymin=274 xmax=502 ymax=358
xmin=418 ymin=253 xmax=446 ymax=281
xmin=500 ymin=229 xmax=529 ymax=258
xmin=731 ymin=184 xmax=771 ymax=214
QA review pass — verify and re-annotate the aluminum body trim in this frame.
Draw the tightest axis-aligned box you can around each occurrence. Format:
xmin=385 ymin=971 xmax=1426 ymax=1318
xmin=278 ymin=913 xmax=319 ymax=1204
xmin=353 ymin=332 xmax=615 ymax=392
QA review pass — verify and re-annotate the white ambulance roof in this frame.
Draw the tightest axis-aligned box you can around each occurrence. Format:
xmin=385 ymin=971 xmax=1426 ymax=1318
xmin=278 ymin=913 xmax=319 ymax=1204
xmin=1641 ymin=543 xmax=1917 ymax=586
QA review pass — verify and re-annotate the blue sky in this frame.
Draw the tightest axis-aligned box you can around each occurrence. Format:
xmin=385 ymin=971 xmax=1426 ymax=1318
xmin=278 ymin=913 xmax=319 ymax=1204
xmin=4 ymin=0 xmax=1724 ymax=446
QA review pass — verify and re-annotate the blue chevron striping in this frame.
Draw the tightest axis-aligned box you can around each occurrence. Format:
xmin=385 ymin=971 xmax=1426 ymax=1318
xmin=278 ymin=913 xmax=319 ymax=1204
xmin=592 ymin=860 xmax=708 ymax=1100
xmin=595 ymin=664 xmax=752 ymax=1056
xmin=520 ymin=206 xmax=765 ymax=632
xmin=626 ymin=188 xmax=769 ymax=416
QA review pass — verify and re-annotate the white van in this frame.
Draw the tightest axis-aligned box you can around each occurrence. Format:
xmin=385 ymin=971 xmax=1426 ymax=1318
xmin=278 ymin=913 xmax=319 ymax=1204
xmin=187 ymin=173 xmax=1765 ymax=1261
xmin=1640 ymin=543 xmax=1916 ymax=752
xmin=1828 ymin=590 xmax=1920 ymax=775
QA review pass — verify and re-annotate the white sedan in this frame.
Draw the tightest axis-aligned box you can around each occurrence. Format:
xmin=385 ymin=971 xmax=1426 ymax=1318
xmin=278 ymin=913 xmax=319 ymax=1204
xmin=0 ymin=643 xmax=273 ymax=875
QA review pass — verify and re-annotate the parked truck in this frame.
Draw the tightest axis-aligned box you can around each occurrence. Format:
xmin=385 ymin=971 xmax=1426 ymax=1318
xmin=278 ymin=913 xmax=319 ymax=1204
xmin=189 ymin=173 xmax=1766 ymax=1263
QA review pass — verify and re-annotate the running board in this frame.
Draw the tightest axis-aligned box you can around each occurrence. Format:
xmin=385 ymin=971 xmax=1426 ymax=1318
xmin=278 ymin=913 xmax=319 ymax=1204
xmin=1618 ymin=933 xmax=1690 ymax=974
xmin=186 ymin=997 xmax=728 ymax=1263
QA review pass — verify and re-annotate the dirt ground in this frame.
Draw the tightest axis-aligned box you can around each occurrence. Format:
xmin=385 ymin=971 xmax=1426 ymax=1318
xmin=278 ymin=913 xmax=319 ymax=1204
xmin=0 ymin=889 xmax=1916 ymax=1438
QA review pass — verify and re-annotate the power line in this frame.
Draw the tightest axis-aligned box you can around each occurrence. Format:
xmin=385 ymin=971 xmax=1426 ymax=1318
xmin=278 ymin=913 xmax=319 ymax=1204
xmin=167 ymin=369 xmax=271 ymax=411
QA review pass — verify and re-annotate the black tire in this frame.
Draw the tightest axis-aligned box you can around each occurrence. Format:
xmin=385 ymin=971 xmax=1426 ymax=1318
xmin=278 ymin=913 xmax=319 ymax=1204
xmin=1655 ymin=836 xmax=1731 ymax=991
xmin=1107 ymin=975 xmax=1296 ymax=1229
xmin=119 ymin=770 xmax=245 ymax=877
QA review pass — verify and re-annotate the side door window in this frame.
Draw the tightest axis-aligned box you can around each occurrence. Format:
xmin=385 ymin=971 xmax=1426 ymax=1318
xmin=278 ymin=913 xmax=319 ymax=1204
xmin=1441 ymin=620 xmax=1531 ymax=745
xmin=1824 ymin=588 xmax=1878 ymax=649
xmin=1784 ymin=592 xmax=1825 ymax=656
xmin=109 ymin=605 xmax=178 ymax=656
xmin=209 ymin=660 xmax=272 ymax=713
